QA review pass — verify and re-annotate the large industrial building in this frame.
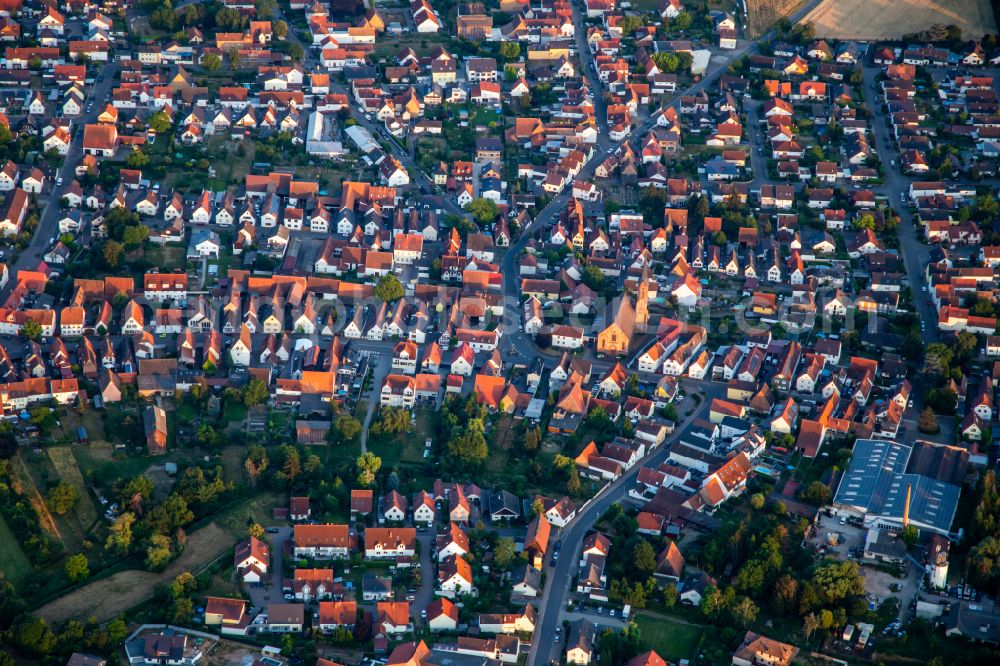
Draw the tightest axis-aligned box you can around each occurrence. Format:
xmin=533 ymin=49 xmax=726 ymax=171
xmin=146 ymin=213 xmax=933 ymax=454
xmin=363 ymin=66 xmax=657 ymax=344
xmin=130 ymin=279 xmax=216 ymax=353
xmin=832 ymin=439 xmax=964 ymax=537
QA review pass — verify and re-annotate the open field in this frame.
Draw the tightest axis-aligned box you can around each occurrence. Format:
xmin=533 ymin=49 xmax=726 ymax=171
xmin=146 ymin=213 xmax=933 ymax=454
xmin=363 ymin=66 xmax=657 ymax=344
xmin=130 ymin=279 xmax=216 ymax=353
xmin=0 ymin=513 xmax=31 ymax=582
xmin=748 ymin=0 xmax=805 ymax=36
xmin=35 ymin=521 xmax=232 ymax=625
xmin=634 ymin=613 xmax=705 ymax=663
xmin=47 ymin=447 xmax=100 ymax=529
xmin=801 ymin=0 xmax=996 ymax=39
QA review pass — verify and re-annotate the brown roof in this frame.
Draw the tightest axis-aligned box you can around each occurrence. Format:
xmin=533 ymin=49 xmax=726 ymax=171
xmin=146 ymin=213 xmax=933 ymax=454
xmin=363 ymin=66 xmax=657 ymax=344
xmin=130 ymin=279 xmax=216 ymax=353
xmin=294 ymin=524 xmax=350 ymax=547
xmin=205 ymin=596 xmax=246 ymax=623
xmin=318 ymin=600 xmax=357 ymax=626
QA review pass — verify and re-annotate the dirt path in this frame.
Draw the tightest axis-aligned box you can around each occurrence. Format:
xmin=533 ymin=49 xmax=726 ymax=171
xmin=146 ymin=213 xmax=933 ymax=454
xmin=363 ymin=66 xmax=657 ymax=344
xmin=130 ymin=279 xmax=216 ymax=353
xmin=14 ymin=453 xmax=62 ymax=544
xmin=35 ymin=521 xmax=232 ymax=625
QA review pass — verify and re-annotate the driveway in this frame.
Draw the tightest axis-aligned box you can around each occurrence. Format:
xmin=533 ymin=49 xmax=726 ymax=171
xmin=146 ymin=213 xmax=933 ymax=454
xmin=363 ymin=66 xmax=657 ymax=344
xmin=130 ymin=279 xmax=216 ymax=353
xmin=248 ymin=526 xmax=291 ymax=614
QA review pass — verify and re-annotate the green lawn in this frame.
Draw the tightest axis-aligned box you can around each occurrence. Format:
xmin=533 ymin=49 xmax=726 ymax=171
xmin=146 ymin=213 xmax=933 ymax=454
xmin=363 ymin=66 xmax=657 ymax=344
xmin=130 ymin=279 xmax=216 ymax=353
xmin=143 ymin=244 xmax=186 ymax=272
xmin=634 ymin=613 xmax=705 ymax=663
xmin=0 ymin=513 xmax=32 ymax=582
xmin=213 ymin=491 xmax=285 ymax=539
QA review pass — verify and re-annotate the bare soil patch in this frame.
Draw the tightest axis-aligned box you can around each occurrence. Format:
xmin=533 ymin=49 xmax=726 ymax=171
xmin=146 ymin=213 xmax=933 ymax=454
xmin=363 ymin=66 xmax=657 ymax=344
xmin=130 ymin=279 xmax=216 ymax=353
xmin=35 ymin=521 xmax=232 ymax=625
xmin=802 ymin=0 xmax=996 ymax=40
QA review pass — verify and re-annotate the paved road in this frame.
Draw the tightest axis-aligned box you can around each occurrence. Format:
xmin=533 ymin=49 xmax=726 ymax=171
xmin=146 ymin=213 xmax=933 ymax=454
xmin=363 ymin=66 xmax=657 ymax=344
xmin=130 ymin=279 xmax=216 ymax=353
xmin=1 ymin=61 xmax=121 ymax=303
xmin=525 ymin=381 xmax=724 ymax=666
xmin=859 ymin=64 xmax=939 ymax=342
xmin=358 ymin=350 xmax=392 ymax=453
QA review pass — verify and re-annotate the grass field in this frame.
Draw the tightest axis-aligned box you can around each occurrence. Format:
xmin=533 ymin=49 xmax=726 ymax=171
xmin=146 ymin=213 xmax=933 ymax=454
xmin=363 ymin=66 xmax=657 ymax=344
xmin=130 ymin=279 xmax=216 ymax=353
xmin=12 ymin=454 xmax=62 ymax=544
xmin=214 ymin=491 xmax=286 ymax=539
xmin=47 ymin=447 xmax=100 ymax=529
xmin=634 ymin=613 xmax=705 ymax=663
xmin=143 ymin=244 xmax=186 ymax=272
xmin=801 ymin=0 xmax=996 ymax=39
xmin=36 ymin=521 xmax=233 ymax=625
xmin=0 ymin=513 xmax=32 ymax=582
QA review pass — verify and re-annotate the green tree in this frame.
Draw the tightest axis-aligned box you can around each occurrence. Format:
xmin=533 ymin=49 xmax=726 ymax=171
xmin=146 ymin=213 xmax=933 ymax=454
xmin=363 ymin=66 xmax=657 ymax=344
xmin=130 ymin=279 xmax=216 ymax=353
xmin=774 ymin=574 xmax=798 ymax=614
xmin=494 ymin=537 xmax=516 ymax=568
xmin=64 ymin=554 xmax=89 ymax=583
xmin=248 ymin=523 xmax=265 ymax=539
xmin=47 ymin=482 xmax=80 ymax=514
xmin=523 ymin=425 xmax=541 ymax=451
xmin=812 ymin=560 xmax=865 ymax=605
xmin=243 ymin=378 xmax=269 ymax=406
xmin=749 ymin=493 xmax=765 ymax=510
xmin=731 ymin=596 xmax=758 ymax=628
xmin=172 ymin=597 xmax=194 ymax=624
xmin=14 ymin=616 xmax=55 ymax=655
xmin=22 ymin=318 xmax=42 ymax=341
xmin=102 ymin=240 xmax=124 ymax=268
xmin=447 ymin=420 xmax=489 ymax=467
xmin=125 ymin=149 xmax=149 ymax=169
xmin=918 ymin=407 xmax=939 ymax=434
xmin=122 ymin=224 xmax=149 ymax=248
xmin=632 ymin=541 xmax=657 ymax=577
xmin=356 ymin=452 xmax=382 ymax=486
xmin=652 ymin=51 xmax=680 ymax=72
xmin=674 ymin=12 xmax=692 ymax=30
xmin=900 ymin=525 xmax=919 ymax=547
xmin=105 ymin=512 xmax=134 ymax=555
xmin=618 ymin=15 xmax=642 ymax=35
xmin=566 ymin=470 xmax=582 ymax=496
xmin=145 ymin=534 xmax=174 ymax=570
xmin=273 ymin=19 xmax=288 ymax=38
xmin=374 ymin=273 xmax=404 ymax=302
xmin=852 ymin=213 xmax=876 ymax=230
xmin=334 ymin=414 xmax=362 ymax=442
xmin=499 ymin=41 xmax=520 ymax=60
xmin=197 ymin=424 xmax=221 ymax=448
xmin=201 ymin=52 xmax=222 ymax=71
xmin=148 ymin=110 xmax=173 ymax=134
xmin=799 ymin=481 xmax=832 ymax=506
xmin=926 ymin=388 xmax=958 ymax=415
xmin=466 ymin=197 xmax=499 ymax=224
xmin=583 ymin=265 xmax=605 ymax=290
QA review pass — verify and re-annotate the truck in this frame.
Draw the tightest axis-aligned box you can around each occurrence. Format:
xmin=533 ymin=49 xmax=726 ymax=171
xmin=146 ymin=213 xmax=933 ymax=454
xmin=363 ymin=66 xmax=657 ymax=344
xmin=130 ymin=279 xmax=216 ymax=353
xmin=621 ymin=604 xmax=631 ymax=621
xmin=841 ymin=624 xmax=855 ymax=642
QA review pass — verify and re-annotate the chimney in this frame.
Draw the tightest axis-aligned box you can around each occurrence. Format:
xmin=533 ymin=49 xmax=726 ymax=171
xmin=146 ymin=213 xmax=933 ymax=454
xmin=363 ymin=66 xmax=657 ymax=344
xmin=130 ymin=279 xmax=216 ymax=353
xmin=902 ymin=483 xmax=912 ymax=528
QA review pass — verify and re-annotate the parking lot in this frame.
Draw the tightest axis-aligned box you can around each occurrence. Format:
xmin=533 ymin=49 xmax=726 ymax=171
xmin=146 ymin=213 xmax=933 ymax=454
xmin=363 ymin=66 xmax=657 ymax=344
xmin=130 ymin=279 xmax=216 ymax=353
xmin=806 ymin=516 xmax=921 ymax=621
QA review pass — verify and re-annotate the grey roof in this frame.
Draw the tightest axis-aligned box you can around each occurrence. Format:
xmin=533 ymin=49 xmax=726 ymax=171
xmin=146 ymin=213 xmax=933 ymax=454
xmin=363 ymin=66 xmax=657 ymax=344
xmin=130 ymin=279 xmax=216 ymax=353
xmin=835 ymin=439 xmax=961 ymax=534
xmin=834 ymin=438 xmax=909 ymax=512
xmin=946 ymin=600 xmax=1000 ymax=643
xmin=489 ymin=490 xmax=520 ymax=517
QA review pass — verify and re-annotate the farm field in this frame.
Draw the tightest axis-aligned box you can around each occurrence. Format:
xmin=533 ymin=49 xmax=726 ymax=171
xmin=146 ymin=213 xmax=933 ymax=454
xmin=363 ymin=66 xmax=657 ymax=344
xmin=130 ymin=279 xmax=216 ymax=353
xmin=747 ymin=0 xmax=805 ymax=36
xmin=801 ymin=0 xmax=996 ymax=40
xmin=35 ymin=521 xmax=232 ymax=625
